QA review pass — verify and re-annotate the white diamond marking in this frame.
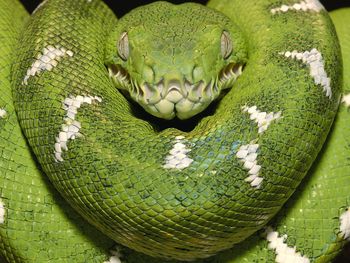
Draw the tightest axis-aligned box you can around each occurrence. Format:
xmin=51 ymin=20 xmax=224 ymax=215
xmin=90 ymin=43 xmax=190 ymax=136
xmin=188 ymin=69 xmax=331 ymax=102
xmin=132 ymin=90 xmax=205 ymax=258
xmin=54 ymin=95 xmax=102 ymax=162
xmin=242 ymin=105 xmax=282 ymax=133
xmin=163 ymin=136 xmax=193 ymax=170
xmin=340 ymin=208 xmax=350 ymax=240
xmin=266 ymin=227 xmax=310 ymax=263
xmin=0 ymin=199 xmax=5 ymax=224
xmin=0 ymin=109 xmax=7 ymax=118
xmin=281 ymin=48 xmax=332 ymax=98
xmin=103 ymin=246 xmax=123 ymax=263
xmin=236 ymin=142 xmax=263 ymax=188
xmin=271 ymin=0 xmax=324 ymax=14
xmin=23 ymin=45 xmax=74 ymax=85
xmin=342 ymin=93 xmax=350 ymax=107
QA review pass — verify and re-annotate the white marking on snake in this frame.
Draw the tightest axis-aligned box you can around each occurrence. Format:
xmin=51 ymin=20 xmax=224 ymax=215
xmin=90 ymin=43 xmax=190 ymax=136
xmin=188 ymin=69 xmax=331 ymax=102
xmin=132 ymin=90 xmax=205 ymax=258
xmin=163 ymin=136 xmax=193 ymax=170
xmin=340 ymin=208 xmax=350 ymax=240
xmin=236 ymin=142 xmax=263 ymax=188
xmin=23 ymin=45 xmax=74 ymax=85
xmin=32 ymin=0 xmax=48 ymax=14
xmin=0 ymin=199 xmax=5 ymax=224
xmin=54 ymin=95 xmax=102 ymax=162
xmin=342 ymin=93 xmax=350 ymax=107
xmin=0 ymin=109 xmax=7 ymax=118
xmin=281 ymin=49 xmax=332 ymax=98
xmin=104 ymin=255 xmax=121 ymax=263
xmin=271 ymin=0 xmax=324 ymax=14
xmin=242 ymin=105 xmax=282 ymax=133
xmin=103 ymin=246 xmax=123 ymax=263
xmin=266 ymin=227 xmax=310 ymax=263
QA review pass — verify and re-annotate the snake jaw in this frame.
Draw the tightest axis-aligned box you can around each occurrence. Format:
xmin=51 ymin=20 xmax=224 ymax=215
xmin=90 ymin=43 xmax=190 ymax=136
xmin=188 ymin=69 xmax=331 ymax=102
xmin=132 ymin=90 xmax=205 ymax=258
xmin=108 ymin=62 xmax=244 ymax=120
xmin=131 ymin=79 xmax=223 ymax=120
xmin=219 ymin=63 xmax=243 ymax=89
xmin=108 ymin=64 xmax=130 ymax=90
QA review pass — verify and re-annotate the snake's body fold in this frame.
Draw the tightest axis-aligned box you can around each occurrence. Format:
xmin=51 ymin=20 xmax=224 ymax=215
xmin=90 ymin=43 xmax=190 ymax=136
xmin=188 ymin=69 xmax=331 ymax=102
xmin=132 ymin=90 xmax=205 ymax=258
xmin=0 ymin=0 xmax=349 ymax=262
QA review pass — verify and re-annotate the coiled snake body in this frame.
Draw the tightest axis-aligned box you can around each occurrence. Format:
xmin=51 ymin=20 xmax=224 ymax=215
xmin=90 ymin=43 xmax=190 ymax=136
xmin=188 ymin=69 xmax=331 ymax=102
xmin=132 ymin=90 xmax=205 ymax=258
xmin=0 ymin=0 xmax=349 ymax=262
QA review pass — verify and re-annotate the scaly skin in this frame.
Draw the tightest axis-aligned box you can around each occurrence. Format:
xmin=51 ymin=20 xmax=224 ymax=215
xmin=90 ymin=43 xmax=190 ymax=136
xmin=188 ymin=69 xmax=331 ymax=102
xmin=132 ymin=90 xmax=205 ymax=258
xmin=0 ymin=0 xmax=114 ymax=262
xmin=0 ymin=0 xmax=349 ymax=262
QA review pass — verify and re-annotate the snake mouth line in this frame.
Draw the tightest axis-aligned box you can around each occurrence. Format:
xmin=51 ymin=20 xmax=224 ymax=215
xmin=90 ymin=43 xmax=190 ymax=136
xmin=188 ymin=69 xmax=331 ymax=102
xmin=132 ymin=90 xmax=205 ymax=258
xmin=108 ymin=64 xmax=130 ymax=87
xmin=219 ymin=63 xmax=243 ymax=89
xmin=108 ymin=63 xmax=243 ymax=119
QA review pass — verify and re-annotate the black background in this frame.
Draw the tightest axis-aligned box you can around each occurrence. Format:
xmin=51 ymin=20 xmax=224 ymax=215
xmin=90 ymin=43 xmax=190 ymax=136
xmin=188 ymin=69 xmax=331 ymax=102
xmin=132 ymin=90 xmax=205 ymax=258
xmin=3 ymin=1 xmax=350 ymax=263
xmin=20 ymin=0 xmax=350 ymax=16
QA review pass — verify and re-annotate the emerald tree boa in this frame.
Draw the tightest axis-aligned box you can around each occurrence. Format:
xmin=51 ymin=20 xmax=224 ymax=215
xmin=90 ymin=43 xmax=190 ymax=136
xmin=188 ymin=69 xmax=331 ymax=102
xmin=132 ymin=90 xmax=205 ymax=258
xmin=0 ymin=0 xmax=349 ymax=262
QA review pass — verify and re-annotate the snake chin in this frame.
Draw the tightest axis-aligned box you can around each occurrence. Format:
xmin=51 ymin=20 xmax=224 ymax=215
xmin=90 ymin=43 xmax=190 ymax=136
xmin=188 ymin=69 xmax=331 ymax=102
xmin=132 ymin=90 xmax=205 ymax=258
xmin=108 ymin=63 xmax=243 ymax=120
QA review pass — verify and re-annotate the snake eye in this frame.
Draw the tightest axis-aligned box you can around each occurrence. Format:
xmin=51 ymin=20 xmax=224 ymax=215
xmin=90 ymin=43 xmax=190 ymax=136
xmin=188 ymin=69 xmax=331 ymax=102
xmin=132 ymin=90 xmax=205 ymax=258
xmin=118 ymin=31 xmax=129 ymax=61
xmin=221 ymin=31 xmax=232 ymax=59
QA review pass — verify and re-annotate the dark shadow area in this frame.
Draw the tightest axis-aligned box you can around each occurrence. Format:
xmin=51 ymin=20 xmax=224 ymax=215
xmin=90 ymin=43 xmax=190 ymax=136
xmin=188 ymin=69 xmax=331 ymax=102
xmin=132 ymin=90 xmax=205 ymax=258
xmin=334 ymin=242 xmax=350 ymax=263
xmin=21 ymin=0 xmax=350 ymax=16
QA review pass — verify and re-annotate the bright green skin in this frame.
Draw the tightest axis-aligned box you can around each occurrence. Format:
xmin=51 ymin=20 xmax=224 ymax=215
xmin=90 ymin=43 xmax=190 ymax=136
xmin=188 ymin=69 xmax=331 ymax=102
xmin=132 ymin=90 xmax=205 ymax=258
xmin=0 ymin=0 xmax=349 ymax=263
xmin=0 ymin=1 xmax=114 ymax=262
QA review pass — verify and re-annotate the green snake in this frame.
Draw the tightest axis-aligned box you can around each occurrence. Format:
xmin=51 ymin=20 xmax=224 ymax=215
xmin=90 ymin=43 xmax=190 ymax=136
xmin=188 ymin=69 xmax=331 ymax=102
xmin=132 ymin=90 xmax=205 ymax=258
xmin=0 ymin=0 xmax=349 ymax=262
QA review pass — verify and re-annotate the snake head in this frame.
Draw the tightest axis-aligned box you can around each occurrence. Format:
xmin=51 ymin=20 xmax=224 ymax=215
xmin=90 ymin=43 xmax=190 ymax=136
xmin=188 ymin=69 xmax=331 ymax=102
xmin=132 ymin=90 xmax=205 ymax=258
xmin=106 ymin=2 xmax=247 ymax=120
